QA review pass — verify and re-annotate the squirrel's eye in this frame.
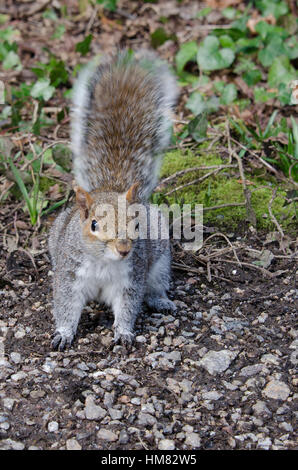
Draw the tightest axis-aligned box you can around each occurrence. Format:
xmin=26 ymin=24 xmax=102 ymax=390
xmin=91 ymin=220 xmax=98 ymax=232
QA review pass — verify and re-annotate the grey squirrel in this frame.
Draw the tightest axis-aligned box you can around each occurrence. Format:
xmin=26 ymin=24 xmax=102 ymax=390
xmin=48 ymin=51 xmax=178 ymax=350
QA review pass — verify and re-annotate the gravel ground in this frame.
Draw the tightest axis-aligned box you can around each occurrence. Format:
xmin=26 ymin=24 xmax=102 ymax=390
xmin=0 ymin=230 xmax=297 ymax=450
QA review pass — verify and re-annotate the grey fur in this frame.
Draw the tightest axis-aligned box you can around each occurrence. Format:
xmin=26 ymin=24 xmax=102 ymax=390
xmin=49 ymin=206 xmax=176 ymax=349
xmin=49 ymin=51 xmax=177 ymax=350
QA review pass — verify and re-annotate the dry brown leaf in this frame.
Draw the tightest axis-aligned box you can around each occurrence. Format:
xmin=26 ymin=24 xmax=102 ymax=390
xmin=205 ymin=0 xmax=242 ymax=8
xmin=247 ymin=13 xmax=276 ymax=34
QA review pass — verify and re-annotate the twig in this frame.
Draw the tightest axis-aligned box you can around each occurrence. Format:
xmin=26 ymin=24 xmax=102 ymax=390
xmin=164 ymin=167 xmax=229 ymax=197
xmin=268 ymin=188 xmax=284 ymax=240
xmin=203 ymin=202 xmax=246 ymax=211
xmin=160 ymin=164 xmax=237 ymax=186
xmin=202 ymin=232 xmax=241 ymax=266
xmin=232 ymin=149 xmax=257 ymax=226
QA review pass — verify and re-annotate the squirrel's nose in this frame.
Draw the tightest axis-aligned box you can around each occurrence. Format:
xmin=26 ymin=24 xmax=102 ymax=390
xmin=115 ymin=240 xmax=132 ymax=257
xmin=118 ymin=249 xmax=130 ymax=258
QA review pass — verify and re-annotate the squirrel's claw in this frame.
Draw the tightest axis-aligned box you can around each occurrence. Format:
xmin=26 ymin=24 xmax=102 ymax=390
xmin=52 ymin=331 xmax=74 ymax=351
xmin=113 ymin=328 xmax=134 ymax=349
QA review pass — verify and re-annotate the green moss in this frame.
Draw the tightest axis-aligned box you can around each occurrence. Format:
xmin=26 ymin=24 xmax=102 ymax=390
xmin=158 ymin=149 xmax=296 ymax=232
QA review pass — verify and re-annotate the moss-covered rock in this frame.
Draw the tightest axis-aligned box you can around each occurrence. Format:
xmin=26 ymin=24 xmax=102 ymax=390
xmin=156 ymin=148 xmax=295 ymax=232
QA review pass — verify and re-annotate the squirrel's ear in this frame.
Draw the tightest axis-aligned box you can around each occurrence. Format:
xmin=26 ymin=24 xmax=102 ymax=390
xmin=75 ymin=186 xmax=94 ymax=220
xmin=126 ymin=182 xmax=140 ymax=204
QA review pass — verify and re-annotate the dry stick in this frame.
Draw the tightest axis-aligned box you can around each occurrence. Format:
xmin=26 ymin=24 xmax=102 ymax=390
xmin=232 ymin=149 xmax=257 ymax=226
xmin=203 ymin=202 xmax=246 ymax=211
xmin=203 ymin=232 xmax=242 ymax=266
xmin=229 ymin=136 xmax=283 ymax=179
xmin=164 ymin=167 xmax=227 ymax=197
xmin=268 ymin=187 xmax=285 ymax=240
xmin=216 ymin=258 xmax=274 ymax=278
xmin=160 ymin=164 xmax=237 ymax=186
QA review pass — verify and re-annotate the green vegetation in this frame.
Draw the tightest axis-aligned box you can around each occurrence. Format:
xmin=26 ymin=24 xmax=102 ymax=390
xmin=0 ymin=0 xmax=297 ymax=233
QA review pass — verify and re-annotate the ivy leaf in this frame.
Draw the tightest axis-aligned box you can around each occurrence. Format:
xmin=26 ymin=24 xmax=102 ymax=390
xmin=243 ymin=69 xmax=262 ymax=86
xmin=30 ymin=78 xmax=55 ymax=101
xmin=255 ymin=0 xmax=288 ymax=19
xmin=258 ymin=35 xmax=286 ymax=67
xmin=268 ymin=56 xmax=297 ymax=87
xmin=75 ymin=34 xmax=93 ymax=56
xmin=188 ymin=113 xmax=208 ymax=143
xmin=2 ymin=50 xmax=22 ymax=70
xmin=175 ymin=41 xmax=198 ymax=75
xmin=197 ymin=36 xmax=235 ymax=71
xmin=220 ymin=84 xmax=238 ymax=105
xmin=186 ymin=91 xmax=219 ymax=115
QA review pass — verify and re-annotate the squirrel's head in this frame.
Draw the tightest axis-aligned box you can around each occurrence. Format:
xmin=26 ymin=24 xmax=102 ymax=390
xmin=75 ymin=183 xmax=142 ymax=261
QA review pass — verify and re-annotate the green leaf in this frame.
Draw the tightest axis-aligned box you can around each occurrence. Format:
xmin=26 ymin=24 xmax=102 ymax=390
xmin=75 ymin=34 xmax=93 ymax=56
xmin=243 ymin=69 xmax=262 ymax=86
xmin=197 ymin=36 xmax=235 ymax=71
xmin=268 ymin=56 xmax=297 ymax=87
xmin=175 ymin=41 xmax=198 ymax=74
xmin=96 ymin=0 xmax=118 ymax=11
xmin=30 ymin=78 xmax=55 ymax=101
xmin=150 ymin=27 xmax=173 ymax=49
xmin=7 ymin=154 xmax=34 ymax=223
xmin=254 ymin=87 xmax=277 ymax=103
xmin=196 ymin=7 xmax=212 ymax=18
xmin=220 ymin=84 xmax=237 ymax=105
xmin=187 ymin=113 xmax=208 ymax=142
xmin=255 ymin=0 xmax=288 ymax=19
xmin=186 ymin=91 xmax=219 ymax=115
xmin=258 ymin=36 xmax=287 ymax=67
xmin=2 ymin=50 xmax=22 ymax=70
xmin=51 ymin=24 xmax=65 ymax=40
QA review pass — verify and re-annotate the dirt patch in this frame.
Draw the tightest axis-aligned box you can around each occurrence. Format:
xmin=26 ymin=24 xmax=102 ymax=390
xmin=0 ymin=218 xmax=297 ymax=450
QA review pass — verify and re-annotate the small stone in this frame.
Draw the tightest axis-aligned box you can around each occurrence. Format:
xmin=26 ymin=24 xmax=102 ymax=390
xmin=10 ymin=352 xmax=21 ymax=364
xmin=11 ymin=371 xmax=27 ymax=381
xmin=66 ymin=438 xmax=82 ymax=450
xmin=263 ymin=380 xmax=290 ymax=401
xmin=240 ymin=364 xmax=266 ymax=377
xmin=84 ymin=395 xmax=107 ymax=421
xmin=48 ymin=421 xmax=59 ymax=432
xmin=135 ymin=335 xmax=147 ymax=343
xmin=97 ymin=429 xmax=118 ymax=442
xmin=252 ymin=401 xmax=272 ymax=417
xmin=257 ymin=437 xmax=272 ymax=450
xmin=200 ymin=350 xmax=238 ymax=375
xmin=109 ymin=408 xmax=123 ymax=420
xmin=30 ymin=390 xmax=45 ymax=399
xmin=137 ymin=412 xmax=156 ymax=426
xmin=202 ymin=390 xmax=222 ymax=401
xmin=3 ymin=398 xmax=15 ymax=410
xmin=185 ymin=432 xmax=201 ymax=448
xmin=158 ymin=439 xmax=175 ymax=450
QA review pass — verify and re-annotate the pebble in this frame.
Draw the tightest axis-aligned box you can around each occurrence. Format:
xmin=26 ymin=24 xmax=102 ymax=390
xmin=200 ymin=350 xmax=238 ymax=375
xmin=240 ymin=364 xmax=266 ymax=377
xmin=263 ymin=380 xmax=290 ymax=401
xmin=84 ymin=395 xmax=107 ymax=420
xmin=3 ymin=398 xmax=15 ymax=410
xmin=97 ymin=429 xmax=118 ymax=442
xmin=66 ymin=438 xmax=82 ymax=450
xmin=11 ymin=371 xmax=27 ymax=381
xmin=184 ymin=432 xmax=201 ymax=448
xmin=158 ymin=439 xmax=175 ymax=450
xmin=10 ymin=352 xmax=21 ymax=364
xmin=48 ymin=421 xmax=59 ymax=432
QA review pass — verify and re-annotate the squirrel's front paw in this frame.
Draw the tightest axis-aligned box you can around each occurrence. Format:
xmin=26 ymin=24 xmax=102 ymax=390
xmin=113 ymin=328 xmax=134 ymax=348
xmin=52 ymin=328 xmax=74 ymax=351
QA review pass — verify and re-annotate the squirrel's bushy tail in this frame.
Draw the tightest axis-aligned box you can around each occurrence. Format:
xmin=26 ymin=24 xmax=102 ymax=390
xmin=70 ymin=50 xmax=178 ymax=200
